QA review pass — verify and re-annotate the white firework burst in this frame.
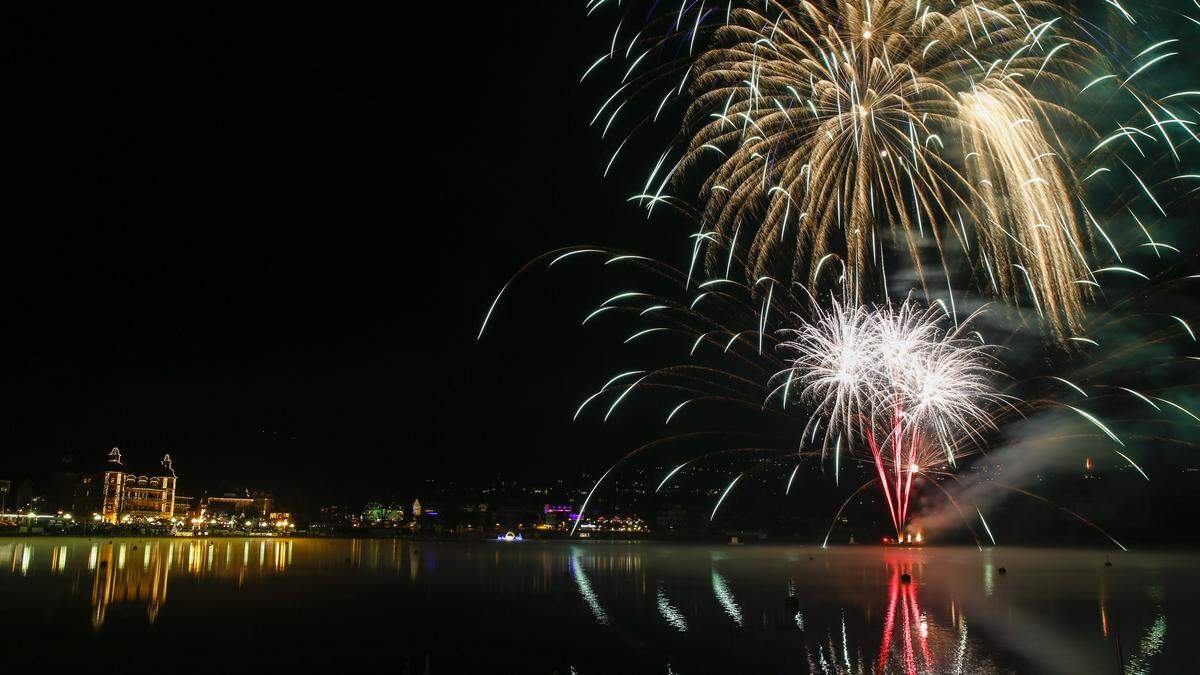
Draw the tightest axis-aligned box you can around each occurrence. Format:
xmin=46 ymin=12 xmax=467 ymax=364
xmin=776 ymin=297 xmax=1005 ymax=532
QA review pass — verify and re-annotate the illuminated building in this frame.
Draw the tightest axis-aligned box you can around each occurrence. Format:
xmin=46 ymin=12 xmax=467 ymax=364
xmin=92 ymin=448 xmax=179 ymax=524
xmin=195 ymin=492 xmax=273 ymax=517
xmin=360 ymin=502 xmax=407 ymax=528
xmin=577 ymin=515 xmax=648 ymax=533
xmin=200 ymin=495 xmax=254 ymax=515
xmin=191 ymin=491 xmax=275 ymax=530
xmin=268 ymin=512 xmax=294 ymax=530
xmin=361 ymin=502 xmax=385 ymax=525
xmin=173 ymin=494 xmax=193 ymax=518
xmin=540 ymin=504 xmax=575 ymax=530
xmin=384 ymin=503 xmax=405 ymax=522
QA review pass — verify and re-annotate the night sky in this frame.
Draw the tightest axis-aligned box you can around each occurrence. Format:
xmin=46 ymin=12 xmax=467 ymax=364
xmin=3 ymin=4 xmax=657 ymax=503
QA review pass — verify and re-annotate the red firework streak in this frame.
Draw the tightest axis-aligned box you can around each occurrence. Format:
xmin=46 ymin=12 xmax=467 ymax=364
xmin=862 ymin=398 xmax=922 ymax=538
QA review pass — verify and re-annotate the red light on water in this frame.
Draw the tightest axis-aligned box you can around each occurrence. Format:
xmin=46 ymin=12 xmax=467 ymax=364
xmin=878 ymin=566 xmax=932 ymax=675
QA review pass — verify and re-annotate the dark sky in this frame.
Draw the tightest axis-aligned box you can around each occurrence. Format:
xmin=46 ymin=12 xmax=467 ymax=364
xmin=3 ymin=4 xmax=667 ymax=503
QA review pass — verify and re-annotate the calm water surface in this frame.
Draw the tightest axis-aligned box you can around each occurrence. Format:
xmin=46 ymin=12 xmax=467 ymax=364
xmin=0 ymin=537 xmax=1194 ymax=673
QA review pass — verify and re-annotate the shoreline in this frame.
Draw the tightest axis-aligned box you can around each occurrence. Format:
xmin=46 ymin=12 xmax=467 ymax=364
xmin=1 ymin=533 xmax=1195 ymax=553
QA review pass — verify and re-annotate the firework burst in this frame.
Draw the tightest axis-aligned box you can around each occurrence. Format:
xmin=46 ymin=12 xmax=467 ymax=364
xmin=684 ymin=1 xmax=1093 ymax=335
xmin=775 ymin=297 xmax=1005 ymax=535
xmin=586 ymin=0 xmax=1195 ymax=341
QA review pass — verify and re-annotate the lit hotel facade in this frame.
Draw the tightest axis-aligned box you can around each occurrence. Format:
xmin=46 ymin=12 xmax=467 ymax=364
xmin=95 ymin=448 xmax=180 ymax=524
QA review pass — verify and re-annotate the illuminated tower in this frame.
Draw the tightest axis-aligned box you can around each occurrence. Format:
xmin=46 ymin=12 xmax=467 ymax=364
xmin=100 ymin=447 xmax=125 ymax=523
xmin=160 ymin=455 xmax=177 ymax=519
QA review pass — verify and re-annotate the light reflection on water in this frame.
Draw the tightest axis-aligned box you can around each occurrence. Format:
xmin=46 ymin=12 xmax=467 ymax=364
xmin=0 ymin=538 xmax=1195 ymax=673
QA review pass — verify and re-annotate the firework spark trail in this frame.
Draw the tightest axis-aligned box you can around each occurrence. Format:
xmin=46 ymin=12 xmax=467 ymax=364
xmin=585 ymin=0 xmax=1200 ymax=343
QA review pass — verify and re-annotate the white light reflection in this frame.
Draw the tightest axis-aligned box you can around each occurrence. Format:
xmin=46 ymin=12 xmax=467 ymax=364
xmin=570 ymin=548 xmax=609 ymax=626
xmin=656 ymin=582 xmax=687 ymax=632
xmin=711 ymin=569 xmax=743 ymax=626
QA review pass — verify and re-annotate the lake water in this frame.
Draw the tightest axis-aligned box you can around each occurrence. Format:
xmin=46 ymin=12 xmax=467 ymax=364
xmin=0 ymin=537 xmax=1194 ymax=673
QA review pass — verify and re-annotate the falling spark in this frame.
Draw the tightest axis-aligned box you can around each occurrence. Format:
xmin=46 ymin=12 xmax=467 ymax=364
xmin=711 ymin=473 xmax=744 ymax=520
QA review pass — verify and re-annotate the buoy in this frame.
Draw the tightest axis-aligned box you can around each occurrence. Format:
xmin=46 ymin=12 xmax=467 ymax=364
xmin=808 ymin=555 xmax=814 ymax=561
xmin=900 ymin=573 xmax=911 ymax=584
xmin=99 ymin=561 xmax=108 ymax=568
xmin=998 ymin=566 xmax=1007 ymax=575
